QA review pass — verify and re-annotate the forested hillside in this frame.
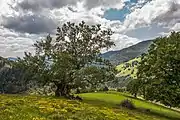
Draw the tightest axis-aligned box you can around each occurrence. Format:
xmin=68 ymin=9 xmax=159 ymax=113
xmin=101 ymin=40 xmax=152 ymax=65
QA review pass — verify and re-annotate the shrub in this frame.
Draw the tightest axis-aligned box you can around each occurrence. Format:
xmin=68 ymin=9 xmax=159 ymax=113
xmin=76 ymin=88 xmax=81 ymax=94
xmin=80 ymin=89 xmax=97 ymax=93
xmin=119 ymin=99 xmax=135 ymax=110
xmin=139 ymin=108 xmax=151 ymax=113
xmin=117 ymin=87 xmax=126 ymax=92
xmin=103 ymin=86 xmax=109 ymax=91
xmin=65 ymin=95 xmax=83 ymax=101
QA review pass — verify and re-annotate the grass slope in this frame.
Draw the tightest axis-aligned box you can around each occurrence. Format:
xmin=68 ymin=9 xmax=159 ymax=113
xmin=116 ymin=57 xmax=141 ymax=78
xmin=0 ymin=92 xmax=180 ymax=120
xmin=80 ymin=92 xmax=180 ymax=120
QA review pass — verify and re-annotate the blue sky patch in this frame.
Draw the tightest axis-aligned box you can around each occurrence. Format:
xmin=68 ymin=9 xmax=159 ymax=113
xmin=103 ymin=0 xmax=137 ymax=21
xmin=103 ymin=8 xmax=130 ymax=21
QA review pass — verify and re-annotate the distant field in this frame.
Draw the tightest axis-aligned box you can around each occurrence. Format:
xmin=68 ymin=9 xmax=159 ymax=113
xmin=0 ymin=92 xmax=179 ymax=120
xmin=116 ymin=57 xmax=141 ymax=78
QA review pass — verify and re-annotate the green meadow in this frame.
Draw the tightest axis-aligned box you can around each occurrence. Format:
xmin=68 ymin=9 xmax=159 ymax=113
xmin=0 ymin=92 xmax=179 ymax=120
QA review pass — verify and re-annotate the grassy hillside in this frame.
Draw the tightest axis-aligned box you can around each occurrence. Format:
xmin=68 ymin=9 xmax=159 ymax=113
xmin=0 ymin=92 xmax=180 ymax=120
xmin=101 ymin=40 xmax=152 ymax=65
xmin=80 ymin=92 xmax=180 ymax=120
xmin=112 ymin=57 xmax=140 ymax=87
xmin=116 ymin=57 xmax=141 ymax=78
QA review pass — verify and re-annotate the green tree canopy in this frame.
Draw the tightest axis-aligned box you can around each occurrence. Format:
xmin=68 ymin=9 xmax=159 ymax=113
xmin=14 ymin=21 xmax=116 ymax=97
xmin=136 ymin=32 xmax=180 ymax=107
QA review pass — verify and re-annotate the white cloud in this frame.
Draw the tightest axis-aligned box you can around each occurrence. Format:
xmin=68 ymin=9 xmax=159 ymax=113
xmin=110 ymin=33 xmax=140 ymax=51
xmin=171 ymin=23 xmax=180 ymax=31
xmin=124 ymin=0 xmax=180 ymax=30
xmin=124 ymin=0 xmax=169 ymax=30
xmin=0 ymin=28 xmax=36 ymax=58
xmin=0 ymin=0 xmax=129 ymax=57
xmin=0 ymin=0 xmax=179 ymax=58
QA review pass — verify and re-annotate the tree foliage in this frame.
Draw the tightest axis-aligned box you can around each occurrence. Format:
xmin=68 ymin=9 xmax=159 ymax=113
xmin=14 ymin=21 xmax=115 ymax=97
xmin=0 ymin=58 xmax=28 ymax=94
xmin=136 ymin=32 xmax=180 ymax=107
xmin=126 ymin=79 xmax=140 ymax=98
xmin=74 ymin=66 xmax=116 ymax=90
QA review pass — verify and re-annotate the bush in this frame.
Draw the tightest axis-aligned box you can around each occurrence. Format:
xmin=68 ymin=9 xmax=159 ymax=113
xmin=28 ymin=83 xmax=56 ymax=96
xmin=103 ymin=86 xmax=109 ymax=91
xmin=76 ymin=88 xmax=81 ymax=94
xmin=117 ymin=87 xmax=126 ymax=92
xmin=65 ymin=95 xmax=83 ymax=101
xmin=119 ymin=99 xmax=135 ymax=110
xmin=79 ymin=88 xmax=97 ymax=93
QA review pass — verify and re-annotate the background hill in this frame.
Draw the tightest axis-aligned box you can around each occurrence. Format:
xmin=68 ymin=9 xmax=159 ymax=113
xmin=101 ymin=40 xmax=153 ymax=65
xmin=116 ymin=57 xmax=141 ymax=78
xmin=101 ymin=40 xmax=153 ymax=88
xmin=111 ymin=57 xmax=140 ymax=88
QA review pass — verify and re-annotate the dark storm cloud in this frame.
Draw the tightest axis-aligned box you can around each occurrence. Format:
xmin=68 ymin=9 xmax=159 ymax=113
xmin=84 ymin=0 xmax=107 ymax=9
xmin=0 ymin=0 xmax=82 ymax=34
xmin=1 ymin=0 xmax=124 ymax=34
xmin=84 ymin=0 xmax=123 ymax=9
xmin=14 ymin=0 xmax=123 ymax=12
xmin=15 ymin=0 xmax=79 ymax=12
xmin=1 ymin=14 xmax=57 ymax=34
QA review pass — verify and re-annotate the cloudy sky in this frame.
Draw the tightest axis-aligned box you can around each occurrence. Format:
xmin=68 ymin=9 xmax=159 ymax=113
xmin=0 ymin=0 xmax=180 ymax=58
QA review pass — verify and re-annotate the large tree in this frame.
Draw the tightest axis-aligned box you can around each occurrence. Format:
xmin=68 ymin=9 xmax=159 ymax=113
xmin=136 ymin=32 xmax=180 ymax=107
xmin=14 ymin=21 xmax=115 ymax=97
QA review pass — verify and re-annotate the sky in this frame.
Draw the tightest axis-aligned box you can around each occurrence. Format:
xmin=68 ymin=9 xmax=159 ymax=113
xmin=0 ymin=0 xmax=180 ymax=57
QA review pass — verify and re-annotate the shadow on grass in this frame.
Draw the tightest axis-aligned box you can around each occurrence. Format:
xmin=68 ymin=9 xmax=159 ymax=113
xmin=82 ymin=98 xmax=180 ymax=120
xmin=136 ymin=108 xmax=180 ymax=120
xmin=120 ymin=93 xmax=180 ymax=114
xmin=107 ymin=91 xmax=180 ymax=114
xmin=53 ymin=92 xmax=180 ymax=120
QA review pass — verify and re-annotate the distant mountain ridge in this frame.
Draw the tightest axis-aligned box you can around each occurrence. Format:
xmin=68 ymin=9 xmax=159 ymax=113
xmin=101 ymin=40 xmax=153 ymax=65
xmin=2 ymin=40 xmax=153 ymax=65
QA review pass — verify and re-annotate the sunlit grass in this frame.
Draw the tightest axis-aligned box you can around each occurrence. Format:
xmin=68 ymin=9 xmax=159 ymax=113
xmin=116 ymin=57 xmax=141 ymax=78
xmin=0 ymin=94 xmax=145 ymax=120
xmin=80 ymin=92 xmax=180 ymax=120
xmin=0 ymin=92 xmax=179 ymax=120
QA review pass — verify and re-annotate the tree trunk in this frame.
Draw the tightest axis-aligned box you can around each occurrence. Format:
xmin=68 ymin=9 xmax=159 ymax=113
xmin=143 ymin=86 xmax=146 ymax=99
xmin=1 ymin=83 xmax=5 ymax=94
xmin=134 ymin=92 xmax=137 ymax=98
xmin=55 ymin=83 xmax=70 ymax=97
xmin=55 ymin=86 xmax=61 ymax=96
